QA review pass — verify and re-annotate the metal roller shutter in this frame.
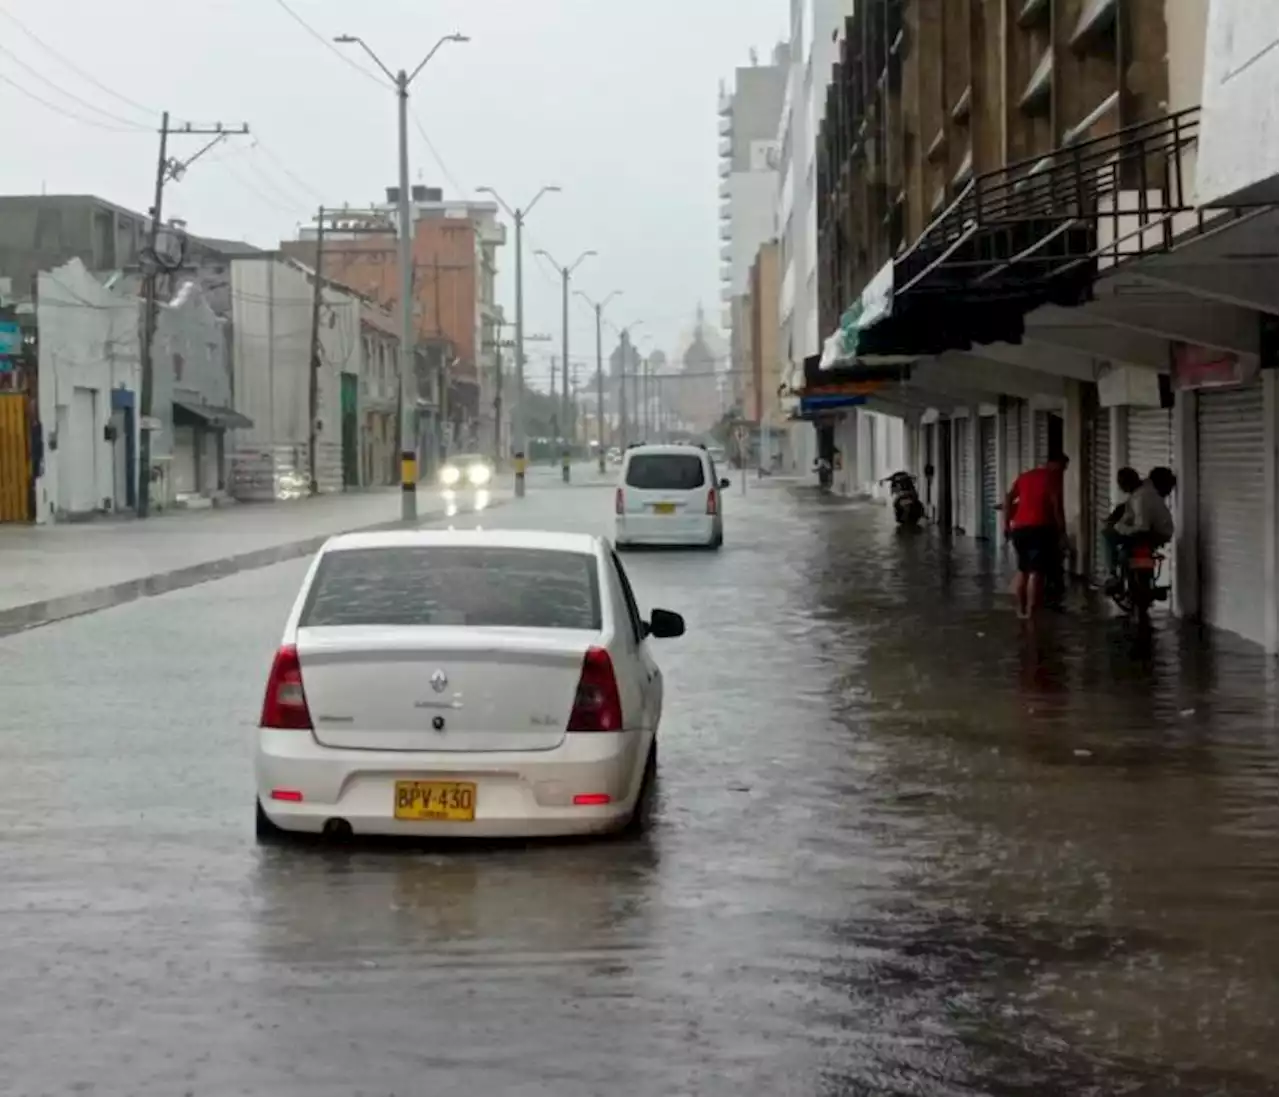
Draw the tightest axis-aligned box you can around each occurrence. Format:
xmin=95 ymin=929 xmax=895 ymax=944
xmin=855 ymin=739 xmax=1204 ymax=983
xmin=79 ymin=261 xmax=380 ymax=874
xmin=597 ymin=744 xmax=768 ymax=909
xmin=1126 ymin=406 xmax=1173 ymax=475
xmin=1034 ymin=410 xmax=1050 ymax=464
xmin=1196 ymin=384 xmax=1266 ymax=644
xmin=980 ymin=415 xmax=998 ymax=540
xmin=1022 ymin=403 xmax=1035 ymax=468
xmin=956 ymin=417 xmax=973 ymax=533
xmin=1004 ymin=400 xmax=1024 ymax=482
xmin=1089 ymin=410 xmax=1112 ymax=583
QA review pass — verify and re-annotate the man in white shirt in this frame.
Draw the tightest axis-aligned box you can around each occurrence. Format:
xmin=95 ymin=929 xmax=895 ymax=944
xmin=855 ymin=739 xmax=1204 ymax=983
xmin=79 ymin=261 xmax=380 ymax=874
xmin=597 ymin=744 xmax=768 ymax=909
xmin=1113 ymin=465 xmax=1176 ymax=549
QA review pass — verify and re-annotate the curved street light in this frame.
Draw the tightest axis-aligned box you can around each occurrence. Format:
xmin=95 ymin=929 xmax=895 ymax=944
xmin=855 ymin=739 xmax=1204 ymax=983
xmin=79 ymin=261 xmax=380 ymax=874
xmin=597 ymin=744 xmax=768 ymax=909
xmin=536 ymin=248 xmax=597 ymax=480
xmin=474 ymin=185 xmax=563 ymax=496
xmin=575 ymin=288 xmax=623 ymax=470
xmin=334 ymin=30 xmax=469 ymax=520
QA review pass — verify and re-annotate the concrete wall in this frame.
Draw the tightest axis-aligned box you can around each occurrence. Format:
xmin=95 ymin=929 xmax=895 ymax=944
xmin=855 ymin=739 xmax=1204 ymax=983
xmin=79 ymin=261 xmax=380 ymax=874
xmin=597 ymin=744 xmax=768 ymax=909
xmin=1196 ymin=0 xmax=1279 ymax=205
xmin=34 ymin=258 xmax=141 ymax=523
xmin=0 ymin=196 xmax=147 ymax=298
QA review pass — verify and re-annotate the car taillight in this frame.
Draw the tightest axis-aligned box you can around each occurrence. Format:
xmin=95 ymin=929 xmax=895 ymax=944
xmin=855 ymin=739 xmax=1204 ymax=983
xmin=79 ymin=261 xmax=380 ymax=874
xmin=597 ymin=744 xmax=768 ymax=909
xmin=615 ymin=487 xmax=625 ymax=515
xmin=706 ymin=488 xmax=717 ymax=516
xmin=567 ymin=647 xmax=623 ymax=732
xmin=260 ymin=644 xmax=313 ymax=730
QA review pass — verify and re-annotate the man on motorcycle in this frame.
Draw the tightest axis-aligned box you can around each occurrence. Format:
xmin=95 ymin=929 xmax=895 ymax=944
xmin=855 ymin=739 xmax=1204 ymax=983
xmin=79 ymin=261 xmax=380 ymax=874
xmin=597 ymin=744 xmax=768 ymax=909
xmin=1005 ymin=451 xmax=1069 ymax=619
xmin=1102 ymin=466 xmax=1143 ymax=579
xmin=1106 ymin=466 xmax=1176 ymax=591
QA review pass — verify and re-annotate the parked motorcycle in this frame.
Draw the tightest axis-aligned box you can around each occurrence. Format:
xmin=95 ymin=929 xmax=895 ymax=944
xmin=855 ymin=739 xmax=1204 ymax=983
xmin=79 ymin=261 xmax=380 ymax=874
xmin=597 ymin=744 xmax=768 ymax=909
xmin=1107 ymin=543 xmax=1170 ymax=620
xmin=883 ymin=470 xmax=924 ymax=526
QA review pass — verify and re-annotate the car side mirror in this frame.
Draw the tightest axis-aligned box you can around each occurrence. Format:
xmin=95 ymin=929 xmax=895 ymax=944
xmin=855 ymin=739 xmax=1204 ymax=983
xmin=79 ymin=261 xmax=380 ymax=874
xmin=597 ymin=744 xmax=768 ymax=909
xmin=718 ymin=477 xmax=730 ymax=490
xmin=646 ymin=608 xmax=685 ymax=640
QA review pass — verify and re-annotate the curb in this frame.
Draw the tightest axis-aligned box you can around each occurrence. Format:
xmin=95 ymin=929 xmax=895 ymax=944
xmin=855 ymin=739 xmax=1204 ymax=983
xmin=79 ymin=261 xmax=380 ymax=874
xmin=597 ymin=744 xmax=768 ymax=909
xmin=0 ymin=495 xmax=514 ymax=640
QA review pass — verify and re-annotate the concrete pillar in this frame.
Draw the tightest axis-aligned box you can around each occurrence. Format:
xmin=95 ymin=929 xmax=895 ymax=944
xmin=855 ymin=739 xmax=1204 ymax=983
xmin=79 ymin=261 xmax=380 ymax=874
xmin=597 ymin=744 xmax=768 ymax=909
xmin=1109 ymin=404 xmax=1127 ymax=487
xmin=1263 ymin=369 xmax=1278 ymax=652
xmin=1171 ymin=389 xmax=1199 ymax=620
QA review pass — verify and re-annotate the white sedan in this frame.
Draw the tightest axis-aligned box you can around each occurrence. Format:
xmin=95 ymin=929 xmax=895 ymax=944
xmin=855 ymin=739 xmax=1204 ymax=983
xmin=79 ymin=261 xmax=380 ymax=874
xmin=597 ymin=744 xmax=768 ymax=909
xmin=254 ymin=529 xmax=684 ymax=841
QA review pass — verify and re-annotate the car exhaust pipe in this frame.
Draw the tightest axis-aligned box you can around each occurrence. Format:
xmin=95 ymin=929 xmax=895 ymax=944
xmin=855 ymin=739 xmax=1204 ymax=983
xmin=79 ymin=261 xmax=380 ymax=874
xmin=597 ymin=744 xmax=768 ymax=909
xmin=322 ymin=818 xmax=352 ymax=839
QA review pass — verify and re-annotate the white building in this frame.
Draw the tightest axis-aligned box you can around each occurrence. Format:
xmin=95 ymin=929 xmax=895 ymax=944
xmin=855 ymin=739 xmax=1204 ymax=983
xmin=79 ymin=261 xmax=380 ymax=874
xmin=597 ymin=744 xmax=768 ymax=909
xmin=719 ymin=46 xmax=789 ymax=410
xmin=776 ymin=0 xmax=905 ymax=489
xmin=228 ymin=256 xmax=360 ymax=501
xmin=34 ymin=258 xmax=141 ymax=522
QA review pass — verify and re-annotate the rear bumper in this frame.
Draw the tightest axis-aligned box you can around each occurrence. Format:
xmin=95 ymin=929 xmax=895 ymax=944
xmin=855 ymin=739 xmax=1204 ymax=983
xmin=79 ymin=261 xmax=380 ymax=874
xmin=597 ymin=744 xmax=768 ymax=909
xmin=615 ymin=513 xmax=718 ymax=546
xmin=256 ymin=728 xmax=647 ymax=838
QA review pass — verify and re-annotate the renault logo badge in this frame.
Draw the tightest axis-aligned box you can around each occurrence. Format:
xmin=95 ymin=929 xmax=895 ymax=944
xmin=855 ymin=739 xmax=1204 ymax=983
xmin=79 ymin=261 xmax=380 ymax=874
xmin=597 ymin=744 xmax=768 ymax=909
xmin=430 ymin=669 xmax=448 ymax=693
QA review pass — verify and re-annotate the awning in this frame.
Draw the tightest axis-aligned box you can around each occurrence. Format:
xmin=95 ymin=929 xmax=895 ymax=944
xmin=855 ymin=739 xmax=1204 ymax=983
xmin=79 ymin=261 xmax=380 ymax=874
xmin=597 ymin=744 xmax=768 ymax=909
xmin=172 ymin=400 xmax=253 ymax=430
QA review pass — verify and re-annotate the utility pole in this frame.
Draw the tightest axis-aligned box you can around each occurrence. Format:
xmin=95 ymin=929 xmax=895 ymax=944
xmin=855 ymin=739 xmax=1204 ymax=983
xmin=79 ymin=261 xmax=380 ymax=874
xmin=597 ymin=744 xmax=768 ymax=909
xmin=618 ymin=330 xmax=630 ymax=450
xmin=307 ymin=206 xmax=326 ymax=496
xmin=138 ymin=114 xmax=249 ymax=519
xmin=334 ymin=31 xmax=470 ymax=521
xmin=475 ymin=186 xmax=561 ymax=497
xmin=535 ymin=247 xmax=595 ymax=482
xmin=575 ymin=288 xmax=620 ymax=473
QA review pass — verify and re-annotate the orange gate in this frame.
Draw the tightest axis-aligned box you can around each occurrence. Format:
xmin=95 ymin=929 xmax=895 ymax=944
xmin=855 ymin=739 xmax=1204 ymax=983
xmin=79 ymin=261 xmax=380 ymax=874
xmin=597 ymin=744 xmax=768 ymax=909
xmin=0 ymin=392 xmax=31 ymax=522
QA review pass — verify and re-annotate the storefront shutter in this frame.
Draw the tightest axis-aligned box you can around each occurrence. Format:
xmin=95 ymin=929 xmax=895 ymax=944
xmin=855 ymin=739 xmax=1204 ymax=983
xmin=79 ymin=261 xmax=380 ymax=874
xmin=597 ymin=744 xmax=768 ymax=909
xmin=956 ymin=416 xmax=973 ymax=533
xmin=980 ymin=414 xmax=998 ymax=540
xmin=1126 ymin=406 xmax=1173 ymax=474
xmin=1196 ymin=384 xmax=1266 ymax=644
xmin=1089 ymin=409 xmax=1112 ymax=583
xmin=1034 ymin=410 xmax=1050 ymax=465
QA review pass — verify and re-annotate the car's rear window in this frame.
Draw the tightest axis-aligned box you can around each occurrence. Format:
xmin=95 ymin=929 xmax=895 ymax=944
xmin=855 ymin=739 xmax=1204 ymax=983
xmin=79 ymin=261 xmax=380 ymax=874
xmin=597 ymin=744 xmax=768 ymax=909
xmin=300 ymin=546 xmax=602 ymax=630
xmin=625 ymin=453 xmax=706 ymax=490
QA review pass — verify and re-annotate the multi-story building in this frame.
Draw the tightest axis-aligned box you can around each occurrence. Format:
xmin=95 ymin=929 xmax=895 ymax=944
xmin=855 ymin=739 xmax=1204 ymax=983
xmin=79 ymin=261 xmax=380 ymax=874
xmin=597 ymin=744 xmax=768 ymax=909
xmin=719 ymin=46 xmax=789 ymax=401
xmin=283 ymin=186 xmax=506 ymax=469
xmin=748 ymin=239 xmax=783 ymax=465
xmin=810 ymin=0 xmax=1277 ymax=651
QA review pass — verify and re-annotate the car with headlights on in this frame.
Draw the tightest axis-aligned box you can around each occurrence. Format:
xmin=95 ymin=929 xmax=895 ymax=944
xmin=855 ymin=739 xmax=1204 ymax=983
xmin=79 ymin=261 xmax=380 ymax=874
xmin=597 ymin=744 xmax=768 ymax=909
xmin=438 ymin=452 xmax=494 ymax=491
xmin=255 ymin=528 xmax=685 ymax=841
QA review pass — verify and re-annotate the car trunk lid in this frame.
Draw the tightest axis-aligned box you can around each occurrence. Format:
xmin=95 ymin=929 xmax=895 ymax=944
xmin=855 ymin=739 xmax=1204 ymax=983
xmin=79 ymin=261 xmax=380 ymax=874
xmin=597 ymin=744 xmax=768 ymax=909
xmin=297 ymin=626 xmax=591 ymax=752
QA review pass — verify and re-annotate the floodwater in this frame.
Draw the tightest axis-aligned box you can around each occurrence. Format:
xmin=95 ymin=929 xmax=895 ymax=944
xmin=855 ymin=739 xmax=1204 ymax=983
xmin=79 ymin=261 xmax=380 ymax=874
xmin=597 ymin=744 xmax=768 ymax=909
xmin=0 ymin=479 xmax=1274 ymax=1096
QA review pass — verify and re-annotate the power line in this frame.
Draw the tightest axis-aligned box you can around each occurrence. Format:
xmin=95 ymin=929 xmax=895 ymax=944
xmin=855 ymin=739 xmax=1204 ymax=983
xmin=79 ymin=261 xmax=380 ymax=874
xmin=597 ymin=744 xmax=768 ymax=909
xmin=409 ymin=108 xmax=466 ymax=199
xmin=0 ymin=68 xmax=146 ymax=133
xmin=270 ymin=0 xmax=387 ymax=87
xmin=254 ymin=139 xmax=327 ymax=204
xmin=0 ymin=41 xmax=152 ymax=130
xmin=0 ymin=5 xmax=157 ymax=119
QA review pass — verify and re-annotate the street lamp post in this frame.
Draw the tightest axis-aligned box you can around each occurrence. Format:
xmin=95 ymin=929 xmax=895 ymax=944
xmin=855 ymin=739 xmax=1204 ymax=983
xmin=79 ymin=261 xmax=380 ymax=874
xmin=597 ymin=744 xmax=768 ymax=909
xmin=335 ymin=31 xmax=468 ymax=523
xmin=576 ymin=289 xmax=622 ymax=473
xmin=536 ymin=247 xmax=596 ymax=482
xmin=614 ymin=320 xmax=645 ymax=449
xmin=476 ymin=185 xmax=561 ymax=498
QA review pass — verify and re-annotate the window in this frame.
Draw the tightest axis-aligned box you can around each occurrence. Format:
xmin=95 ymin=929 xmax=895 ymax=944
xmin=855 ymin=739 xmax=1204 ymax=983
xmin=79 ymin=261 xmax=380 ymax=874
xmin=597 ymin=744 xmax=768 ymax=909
xmin=624 ymin=453 xmax=706 ymax=491
xmin=301 ymin=546 xmax=602 ymax=631
xmin=609 ymin=551 xmax=645 ymax=644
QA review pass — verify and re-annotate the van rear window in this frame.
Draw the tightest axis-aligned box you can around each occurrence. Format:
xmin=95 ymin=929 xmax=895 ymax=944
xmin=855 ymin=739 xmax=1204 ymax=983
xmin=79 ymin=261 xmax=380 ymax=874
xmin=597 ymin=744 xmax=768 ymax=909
xmin=625 ymin=454 xmax=706 ymax=490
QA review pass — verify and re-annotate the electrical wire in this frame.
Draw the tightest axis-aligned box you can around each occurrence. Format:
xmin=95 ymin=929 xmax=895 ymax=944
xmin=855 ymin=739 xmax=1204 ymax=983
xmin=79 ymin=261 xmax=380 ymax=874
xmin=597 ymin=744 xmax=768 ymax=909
xmin=218 ymin=159 xmax=307 ymax=218
xmin=0 ymin=4 xmax=158 ymax=119
xmin=253 ymin=140 xmax=327 ymax=205
xmin=408 ymin=107 xmax=466 ymax=199
xmin=270 ymin=0 xmax=388 ymax=88
xmin=0 ymin=41 xmax=152 ymax=130
xmin=0 ymin=68 xmax=146 ymax=133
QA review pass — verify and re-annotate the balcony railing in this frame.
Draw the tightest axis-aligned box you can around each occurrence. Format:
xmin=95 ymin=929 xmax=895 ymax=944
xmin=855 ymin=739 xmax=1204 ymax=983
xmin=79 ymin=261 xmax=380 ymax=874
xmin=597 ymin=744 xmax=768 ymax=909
xmin=895 ymin=107 xmax=1205 ymax=296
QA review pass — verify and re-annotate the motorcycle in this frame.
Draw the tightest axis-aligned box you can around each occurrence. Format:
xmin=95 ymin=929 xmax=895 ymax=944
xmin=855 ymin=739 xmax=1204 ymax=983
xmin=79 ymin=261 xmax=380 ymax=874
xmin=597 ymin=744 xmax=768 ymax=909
xmin=883 ymin=470 xmax=924 ymax=526
xmin=1107 ymin=542 xmax=1170 ymax=620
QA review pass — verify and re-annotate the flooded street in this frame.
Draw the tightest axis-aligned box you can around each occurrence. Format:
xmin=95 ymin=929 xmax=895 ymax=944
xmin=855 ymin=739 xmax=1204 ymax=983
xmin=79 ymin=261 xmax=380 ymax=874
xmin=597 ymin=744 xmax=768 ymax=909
xmin=0 ymin=480 xmax=1274 ymax=1096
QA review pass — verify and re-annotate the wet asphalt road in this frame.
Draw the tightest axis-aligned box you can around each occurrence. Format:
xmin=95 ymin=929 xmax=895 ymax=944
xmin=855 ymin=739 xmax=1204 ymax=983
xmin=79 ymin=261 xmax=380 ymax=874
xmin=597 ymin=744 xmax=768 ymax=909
xmin=0 ymin=475 xmax=1275 ymax=1096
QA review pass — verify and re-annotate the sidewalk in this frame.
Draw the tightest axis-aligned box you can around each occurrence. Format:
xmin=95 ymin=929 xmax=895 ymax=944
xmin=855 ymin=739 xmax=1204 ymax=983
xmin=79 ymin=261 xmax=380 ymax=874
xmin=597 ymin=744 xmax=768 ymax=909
xmin=0 ymin=486 xmax=509 ymax=632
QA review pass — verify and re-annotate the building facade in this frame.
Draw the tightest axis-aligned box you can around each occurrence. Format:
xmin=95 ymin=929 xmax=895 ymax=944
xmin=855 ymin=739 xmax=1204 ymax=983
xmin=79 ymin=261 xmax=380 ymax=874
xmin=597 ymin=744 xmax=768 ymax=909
xmin=283 ymin=187 xmax=506 ymax=465
xmin=809 ymin=0 xmax=1277 ymax=651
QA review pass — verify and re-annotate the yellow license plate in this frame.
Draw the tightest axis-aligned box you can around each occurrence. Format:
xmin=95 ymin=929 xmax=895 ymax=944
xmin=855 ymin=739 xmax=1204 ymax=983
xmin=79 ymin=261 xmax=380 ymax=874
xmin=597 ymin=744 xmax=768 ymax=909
xmin=653 ymin=502 xmax=676 ymax=514
xmin=393 ymin=781 xmax=477 ymax=822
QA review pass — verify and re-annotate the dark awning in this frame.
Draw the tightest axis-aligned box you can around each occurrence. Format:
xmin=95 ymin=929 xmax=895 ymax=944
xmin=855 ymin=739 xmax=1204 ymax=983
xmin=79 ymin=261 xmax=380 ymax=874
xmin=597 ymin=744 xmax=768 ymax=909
xmin=173 ymin=400 xmax=252 ymax=430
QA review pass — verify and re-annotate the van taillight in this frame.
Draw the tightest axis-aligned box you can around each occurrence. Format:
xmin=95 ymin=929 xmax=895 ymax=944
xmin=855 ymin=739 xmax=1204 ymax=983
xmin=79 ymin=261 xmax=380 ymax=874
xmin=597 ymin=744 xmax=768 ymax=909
xmin=567 ymin=647 xmax=624 ymax=732
xmin=706 ymin=488 xmax=717 ymax=516
xmin=615 ymin=488 xmax=625 ymax=515
xmin=260 ymin=644 xmax=313 ymax=730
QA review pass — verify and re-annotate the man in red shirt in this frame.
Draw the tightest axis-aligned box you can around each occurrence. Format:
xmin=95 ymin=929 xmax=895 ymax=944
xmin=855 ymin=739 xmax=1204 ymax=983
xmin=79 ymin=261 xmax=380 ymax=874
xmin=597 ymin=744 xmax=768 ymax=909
xmin=1004 ymin=452 xmax=1068 ymax=619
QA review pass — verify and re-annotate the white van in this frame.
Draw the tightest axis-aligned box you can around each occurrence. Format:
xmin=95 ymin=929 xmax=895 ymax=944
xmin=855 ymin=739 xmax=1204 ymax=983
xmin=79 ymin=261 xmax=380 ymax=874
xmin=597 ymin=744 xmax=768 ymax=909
xmin=614 ymin=444 xmax=729 ymax=550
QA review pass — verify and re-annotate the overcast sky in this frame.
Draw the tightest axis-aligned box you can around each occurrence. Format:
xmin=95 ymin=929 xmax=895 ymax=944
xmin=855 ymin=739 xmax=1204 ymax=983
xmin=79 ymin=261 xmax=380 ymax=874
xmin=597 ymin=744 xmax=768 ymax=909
xmin=1 ymin=0 xmax=787 ymax=391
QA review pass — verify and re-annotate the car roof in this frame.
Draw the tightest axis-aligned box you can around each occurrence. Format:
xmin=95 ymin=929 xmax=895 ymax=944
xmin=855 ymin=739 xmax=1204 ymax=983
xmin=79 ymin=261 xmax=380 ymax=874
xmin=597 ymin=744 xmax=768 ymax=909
xmin=322 ymin=528 xmax=604 ymax=555
xmin=622 ymin=444 xmax=711 ymax=460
